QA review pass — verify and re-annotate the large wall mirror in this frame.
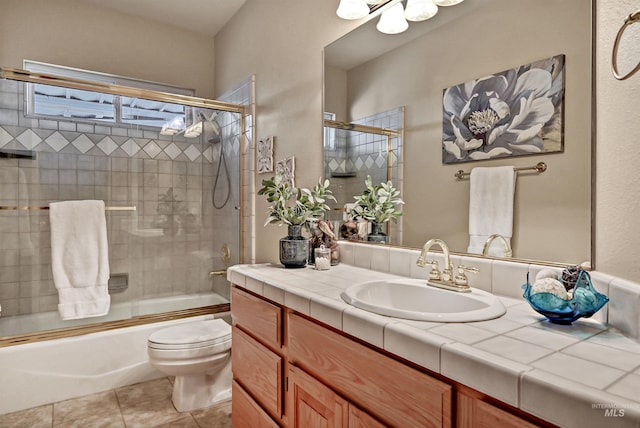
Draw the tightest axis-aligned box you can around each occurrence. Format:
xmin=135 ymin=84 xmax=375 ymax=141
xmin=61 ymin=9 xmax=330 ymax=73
xmin=323 ymin=0 xmax=593 ymax=266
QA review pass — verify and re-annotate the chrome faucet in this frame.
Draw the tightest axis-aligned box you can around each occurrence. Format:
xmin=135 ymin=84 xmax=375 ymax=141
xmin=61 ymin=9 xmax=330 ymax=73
xmin=417 ymin=238 xmax=477 ymax=292
xmin=482 ymin=234 xmax=513 ymax=258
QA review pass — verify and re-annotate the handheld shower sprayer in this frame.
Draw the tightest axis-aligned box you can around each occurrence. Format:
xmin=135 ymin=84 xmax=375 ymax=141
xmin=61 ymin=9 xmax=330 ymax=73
xmin=198 ymin=112 xmax=221 ymax=143
xmin=200 ymin=110 xmax=230 ymax=209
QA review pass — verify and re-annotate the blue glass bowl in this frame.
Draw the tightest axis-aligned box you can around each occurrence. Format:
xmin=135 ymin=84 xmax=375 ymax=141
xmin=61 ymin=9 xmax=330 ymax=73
xmin=522 ymin=271 xmax=609 ymax=324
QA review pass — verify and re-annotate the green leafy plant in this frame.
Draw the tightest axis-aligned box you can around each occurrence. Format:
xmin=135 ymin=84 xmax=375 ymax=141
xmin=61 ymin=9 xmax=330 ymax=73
xmin=258 ymin=172 xmax=336 ymax=227
xmin=349 ymin=175 xmax=404 ymax=224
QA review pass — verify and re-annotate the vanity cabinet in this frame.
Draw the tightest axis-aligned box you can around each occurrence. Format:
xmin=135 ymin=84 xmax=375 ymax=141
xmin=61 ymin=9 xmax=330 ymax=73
xmin=231 ymin=285 xmax=547 ymax=428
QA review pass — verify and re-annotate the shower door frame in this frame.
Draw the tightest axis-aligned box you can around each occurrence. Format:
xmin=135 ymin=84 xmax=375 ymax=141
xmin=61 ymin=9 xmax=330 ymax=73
xmin=0 ymin=67 xmax=250 ymax=347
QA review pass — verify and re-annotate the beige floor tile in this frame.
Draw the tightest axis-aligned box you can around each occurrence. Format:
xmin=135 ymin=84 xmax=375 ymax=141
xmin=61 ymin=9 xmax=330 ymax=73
xmin=115 ymin=378 xmax=173 ymax=408
xmin=191 ymin=401 xmax=232 ymax=428
xmin=152 ymin=414 xmax=200 ymax=428
xmin=119 ymin=396 xmax=183 ymax=428
xmin=53 ymin=390 xmax=124 ymax=428
xmin=0 ymin=378 xmax=233 ymax=428
xmin=0 ymin=404 xmax=52 ymax=428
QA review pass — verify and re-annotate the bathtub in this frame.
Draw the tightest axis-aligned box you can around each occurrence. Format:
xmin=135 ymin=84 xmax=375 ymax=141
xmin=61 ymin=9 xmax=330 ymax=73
xmin=0 ymin=292 xmax=229 ymax=337
xmin=0 ymin=294 xmax=230 ymax=415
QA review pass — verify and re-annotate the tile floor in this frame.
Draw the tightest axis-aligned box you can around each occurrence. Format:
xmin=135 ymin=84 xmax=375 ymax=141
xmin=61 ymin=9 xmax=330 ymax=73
xmin=0 ymin=377 xmax=232 ymax=428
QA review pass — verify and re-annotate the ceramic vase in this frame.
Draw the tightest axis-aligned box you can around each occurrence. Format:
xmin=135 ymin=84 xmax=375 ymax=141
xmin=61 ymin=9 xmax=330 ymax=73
xmin=280 ymin=224 xmax=308 ymax=268
xmin=367 ymin=221 xmax=389 ymax=244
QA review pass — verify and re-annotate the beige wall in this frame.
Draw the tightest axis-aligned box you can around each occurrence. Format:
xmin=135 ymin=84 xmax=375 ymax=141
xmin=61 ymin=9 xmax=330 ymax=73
xmin=214 ymin=0 xmax=359 ymax=265
xmin=0 ymin=0 xmax=216 ymax=98
xmin=595 ymin=0 xmax=640 ymax=282
xmin=341 ymin=0 xmax=591 ymax=264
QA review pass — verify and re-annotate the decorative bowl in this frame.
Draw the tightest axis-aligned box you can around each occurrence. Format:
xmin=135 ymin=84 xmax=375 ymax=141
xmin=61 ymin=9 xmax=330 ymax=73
xmin=522 ymin=270 xmax=609 ymax=324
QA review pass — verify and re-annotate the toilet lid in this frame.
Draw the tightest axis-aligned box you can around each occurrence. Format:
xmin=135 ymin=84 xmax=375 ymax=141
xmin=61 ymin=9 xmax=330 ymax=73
xmin=148 ymin=319 xmax=231 ymax=350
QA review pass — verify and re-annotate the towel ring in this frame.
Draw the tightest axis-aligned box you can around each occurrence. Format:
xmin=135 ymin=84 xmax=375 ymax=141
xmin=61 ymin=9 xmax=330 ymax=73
xmin=612 ymin=10 xmax=640 ymax=80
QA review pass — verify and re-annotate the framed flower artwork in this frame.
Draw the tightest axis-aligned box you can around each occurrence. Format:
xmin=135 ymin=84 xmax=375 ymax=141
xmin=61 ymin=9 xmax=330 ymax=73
xmin=442 ymin=54 xmax=565 ymax=164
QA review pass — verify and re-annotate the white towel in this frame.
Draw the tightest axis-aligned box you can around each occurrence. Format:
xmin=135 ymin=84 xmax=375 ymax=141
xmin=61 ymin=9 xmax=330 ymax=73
xmin=467 ymin=166 xmax=516 ymax=256
xmin=49 ymin=200 xmax=110 ymax=320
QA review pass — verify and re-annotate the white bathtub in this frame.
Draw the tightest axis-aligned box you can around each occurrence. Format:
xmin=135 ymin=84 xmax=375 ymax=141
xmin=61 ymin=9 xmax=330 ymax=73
xmin=0 ymin=292 xmax=229 ymax=337
xmin=0 ymin=295 xmax=230 ymax=415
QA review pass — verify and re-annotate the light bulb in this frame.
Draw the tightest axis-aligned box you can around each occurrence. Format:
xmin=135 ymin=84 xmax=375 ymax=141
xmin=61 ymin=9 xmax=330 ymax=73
xmin=405 ymin=0 xmax=438 ymax=22
xmin=376 ymin=2 xmax=409 ymax=34
xmin=433 ymin=0 xmax=464 ymax=6
xmin=336 ymin=0 xmax=369 ymax=20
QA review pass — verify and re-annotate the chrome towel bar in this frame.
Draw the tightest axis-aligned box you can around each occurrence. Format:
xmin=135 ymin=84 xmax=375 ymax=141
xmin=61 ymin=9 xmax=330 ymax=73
xmin=454 ymin=162 xmax=547 ymax=180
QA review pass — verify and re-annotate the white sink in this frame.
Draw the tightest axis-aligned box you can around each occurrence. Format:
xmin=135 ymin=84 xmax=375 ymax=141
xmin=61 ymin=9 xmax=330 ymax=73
xmin=341 ymin=278 xmax=506 ymax=322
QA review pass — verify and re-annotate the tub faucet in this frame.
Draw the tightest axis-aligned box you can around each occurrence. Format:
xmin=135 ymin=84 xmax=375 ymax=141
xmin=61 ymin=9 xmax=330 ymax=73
xmin=482 ymin=234 xmax=513 ymax=258
xmin=417 ymin=238 xmax=476 ymax=292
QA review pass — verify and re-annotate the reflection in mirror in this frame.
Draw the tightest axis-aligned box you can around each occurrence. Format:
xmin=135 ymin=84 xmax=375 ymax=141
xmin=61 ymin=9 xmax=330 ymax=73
xmin=323 ymin=0 xmax=592 ymax=266
xmin=323 ymin=107 xmax=404 ymax=244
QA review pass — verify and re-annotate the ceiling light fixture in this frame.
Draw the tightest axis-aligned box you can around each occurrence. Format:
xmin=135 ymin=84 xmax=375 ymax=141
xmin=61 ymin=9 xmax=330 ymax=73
xmin=337 ymin=0 xmax=465 ymax=34
xmin=376 ymin=2 xmax=409 ymax=34
xmin=433 ymin=0 xmax=464 ymax=6
xmin=404 ymin=0 xmax=438 ymax=21
xmin=336 ymin=0 xmax=370 ymax=20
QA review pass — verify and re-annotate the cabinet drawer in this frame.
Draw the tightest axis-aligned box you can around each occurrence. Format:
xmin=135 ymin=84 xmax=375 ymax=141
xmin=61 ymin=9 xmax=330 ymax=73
xmin=289 ymin=313 xmax=452 ymax=427
xmin=232 ymin=286 xmax=282 ymax=350
xmin=232 ymin=326 xmax=283 ymax=419
xmin=457 ymin=391 xmax=539 ymax=428
xmin=232 ymin=380 xmax=280 ymax=428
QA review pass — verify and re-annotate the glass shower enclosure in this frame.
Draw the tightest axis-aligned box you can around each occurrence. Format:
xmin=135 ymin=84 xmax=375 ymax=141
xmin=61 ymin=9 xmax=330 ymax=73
xmin=0 ymin=68 xmax=249 ymax=342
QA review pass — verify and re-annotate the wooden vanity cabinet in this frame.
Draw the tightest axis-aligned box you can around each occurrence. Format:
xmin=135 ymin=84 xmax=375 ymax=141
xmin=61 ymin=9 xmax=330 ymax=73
xmin=231 ymin=285 xmax=546 ymax=428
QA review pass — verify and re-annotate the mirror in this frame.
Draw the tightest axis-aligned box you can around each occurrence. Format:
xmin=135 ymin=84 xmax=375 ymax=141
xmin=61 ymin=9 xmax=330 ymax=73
xmin=323 ymin=0 xmax=593 ymax=265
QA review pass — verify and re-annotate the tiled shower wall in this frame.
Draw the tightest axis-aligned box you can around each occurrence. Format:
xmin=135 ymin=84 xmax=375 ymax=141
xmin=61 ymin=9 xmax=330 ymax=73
xmin=324 ymin=107 xmax=404 ymax=244
xmin=0 ymin=77 xmax=248 ymax=323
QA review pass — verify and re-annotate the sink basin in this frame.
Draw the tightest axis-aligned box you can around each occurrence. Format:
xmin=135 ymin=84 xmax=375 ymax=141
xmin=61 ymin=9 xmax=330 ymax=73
xmin=341 ymin=278 xmax=506 ymax=322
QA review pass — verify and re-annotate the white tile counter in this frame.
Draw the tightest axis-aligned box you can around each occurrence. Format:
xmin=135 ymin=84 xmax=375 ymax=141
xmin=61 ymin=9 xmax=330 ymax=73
xmin=228 ymin=255 xmax=640 ymax=428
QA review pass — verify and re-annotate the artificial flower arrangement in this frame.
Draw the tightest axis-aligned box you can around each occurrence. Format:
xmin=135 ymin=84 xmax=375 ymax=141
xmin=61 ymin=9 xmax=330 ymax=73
xmin=348 ymin=175 xmax=404 ymax=224
xmin=258 ymin=171 xmax=335 ymax=228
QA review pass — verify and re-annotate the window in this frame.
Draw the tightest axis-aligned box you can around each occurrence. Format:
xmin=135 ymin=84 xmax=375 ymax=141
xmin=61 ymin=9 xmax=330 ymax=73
xmin=24 ymin=61 xmax=194 ymax=130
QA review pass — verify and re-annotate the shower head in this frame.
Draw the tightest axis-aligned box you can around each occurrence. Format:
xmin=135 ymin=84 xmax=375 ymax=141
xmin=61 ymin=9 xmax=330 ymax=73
xmin=198 ymin=112 xmax=221 ymax=137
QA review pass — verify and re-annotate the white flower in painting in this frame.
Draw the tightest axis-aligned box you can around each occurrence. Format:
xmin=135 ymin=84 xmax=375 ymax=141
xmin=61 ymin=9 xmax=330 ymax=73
xmin=442 ymin=57 xmax=564 ymax=163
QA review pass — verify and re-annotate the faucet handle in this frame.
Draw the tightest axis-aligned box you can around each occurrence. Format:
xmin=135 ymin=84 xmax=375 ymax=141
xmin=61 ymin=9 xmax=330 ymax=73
xmin=426 ymin=260 xmax=442 ymax=281
xmin=454 ymin=265 xmax=478 ymax=287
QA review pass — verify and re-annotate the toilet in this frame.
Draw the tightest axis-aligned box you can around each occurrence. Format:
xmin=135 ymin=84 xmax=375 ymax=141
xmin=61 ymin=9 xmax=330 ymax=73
xmin=147 ymin=318 xmax=232 ymax=412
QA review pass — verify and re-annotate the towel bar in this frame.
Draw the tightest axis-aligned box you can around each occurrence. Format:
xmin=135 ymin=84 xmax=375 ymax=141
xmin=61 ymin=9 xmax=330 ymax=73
xmin=454 ymin=162 xmax=547 ymax=180
xmin=0 ymin=205 xmax=136 ymax=211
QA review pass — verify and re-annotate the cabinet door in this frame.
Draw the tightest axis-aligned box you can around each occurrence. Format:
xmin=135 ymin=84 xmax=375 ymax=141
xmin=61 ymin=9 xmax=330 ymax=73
xmin=288 ymin=365 xmax=349 ymax=428
xmin=457 ymin=391 xmax=539 ymax=428
xmin=348 ymin=406 xmax=387 ymax=428
xmin=289 ymin=313 xmax=452 ymax=427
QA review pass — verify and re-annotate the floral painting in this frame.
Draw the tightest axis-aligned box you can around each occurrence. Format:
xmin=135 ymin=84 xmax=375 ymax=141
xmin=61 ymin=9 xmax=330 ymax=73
xmin=442 ymin=54 xmax=565 ymax=164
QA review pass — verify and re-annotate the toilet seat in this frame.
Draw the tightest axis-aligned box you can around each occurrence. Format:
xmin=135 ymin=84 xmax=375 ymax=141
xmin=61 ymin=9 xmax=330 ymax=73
xmin=148 ymin=319 xmax=231 ymax=351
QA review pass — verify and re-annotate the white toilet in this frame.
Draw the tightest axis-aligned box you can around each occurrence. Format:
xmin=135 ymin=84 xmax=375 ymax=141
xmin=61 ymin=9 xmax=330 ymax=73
xmin=147 ymin=318 xmax=232 ymax=412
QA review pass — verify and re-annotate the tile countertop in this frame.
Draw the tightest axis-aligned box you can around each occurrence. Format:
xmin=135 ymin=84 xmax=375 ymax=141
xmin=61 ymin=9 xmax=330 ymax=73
xmin=228 ymin=263 xmax=640 ymax=428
